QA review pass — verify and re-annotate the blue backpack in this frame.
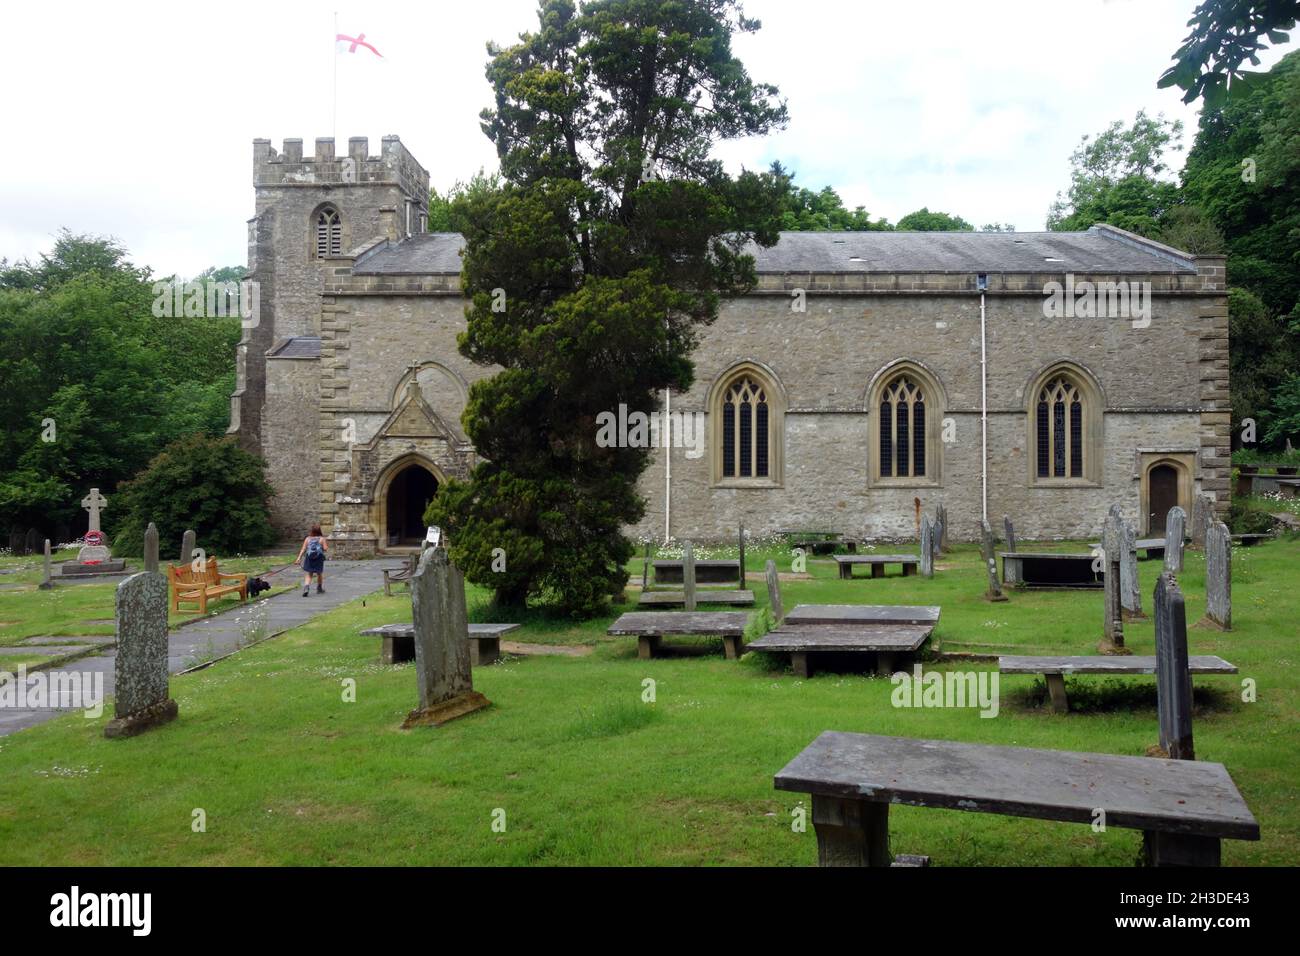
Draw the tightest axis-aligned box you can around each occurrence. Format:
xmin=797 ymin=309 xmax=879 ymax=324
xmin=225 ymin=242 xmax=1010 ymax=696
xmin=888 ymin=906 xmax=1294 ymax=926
xmin=307 ymin=537 xmax=324 ymax=560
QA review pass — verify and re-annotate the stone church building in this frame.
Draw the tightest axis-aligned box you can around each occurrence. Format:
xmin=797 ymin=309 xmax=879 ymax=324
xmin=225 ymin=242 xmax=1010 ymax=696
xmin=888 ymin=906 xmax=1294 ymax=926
xmin=230 ymin=136 xmax=1230 ymax=557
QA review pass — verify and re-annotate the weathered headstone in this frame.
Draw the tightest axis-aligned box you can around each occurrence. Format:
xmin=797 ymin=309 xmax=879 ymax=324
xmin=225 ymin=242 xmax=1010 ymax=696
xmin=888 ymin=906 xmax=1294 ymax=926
xmin=765 ymin=559 xmax=784 ymax=625
xmin=144 ymin=523 xmax=159 ymax=574
xmin=1003 ymin=515 xmax=1017 ymax=553
xmin=39 ymin=539 xmax=53 ymax=590
xmin=1154 ymin=572 xmax=1194 ymax=760
xmin=920 ymin=516 xmax=934 ymax=578
xmin=24 ymin=528 xmax=40 ymax=557
xmin=1198 ymin=521 xmax=1232 ymax=631
xmin=1163 ymin=506 xmax=1186 ymax=573
xmin=81 ymin=488 xmax=108 ymax=533
xmin=1190 ymin=493 xmax=1214 ymax=549
xmin=937 ymin=504 xmax=949 ymax=553
xmin=104 ymin=571 xmax=178 ymax=738
xmin=7 ymin=530 xmax=22 ymax=555
xmin=641 ymin=541 xmax=651 ymax=590
xmin=1119 ymin=515 xmax=1145 ymax=621
xmin=1099 ymin=510 xmax=1126 ymax=653
xmin=401 ymin=546 xmax=490 ymax=728
xmin=737 ymin=526 xmax=746 ymax=586
xmin=682 ymin=540 xmax=697 ymax=612
xmin=981 ymin=520 xmax=1006 ymax=602
xmin=181 ymin=529 xmax=196 ymax=564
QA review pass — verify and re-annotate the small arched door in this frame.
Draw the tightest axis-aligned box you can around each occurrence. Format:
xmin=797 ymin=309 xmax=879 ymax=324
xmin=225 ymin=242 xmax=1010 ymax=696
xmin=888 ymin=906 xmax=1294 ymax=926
xmin=384 ymin=465 xmax=439 ymax=547
xmin=1147 ymin=464 xmax=1180 ymax=535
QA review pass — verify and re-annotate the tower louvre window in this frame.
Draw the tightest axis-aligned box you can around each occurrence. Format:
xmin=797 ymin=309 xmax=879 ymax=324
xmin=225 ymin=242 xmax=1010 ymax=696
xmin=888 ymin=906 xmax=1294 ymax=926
xmin=315 ymin=207 xmax=342 ymax=257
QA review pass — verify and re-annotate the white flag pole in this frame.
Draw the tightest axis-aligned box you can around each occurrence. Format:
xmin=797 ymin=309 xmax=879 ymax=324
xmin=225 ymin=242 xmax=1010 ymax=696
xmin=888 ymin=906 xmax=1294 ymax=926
xmin=332 ymin=11 xmax=338 ymax=141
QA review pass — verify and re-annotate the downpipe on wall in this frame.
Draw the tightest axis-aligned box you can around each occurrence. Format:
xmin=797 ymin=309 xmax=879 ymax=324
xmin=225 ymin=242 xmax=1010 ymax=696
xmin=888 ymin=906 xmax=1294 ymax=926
xmin=979 ymin=275 xmax=989 ymax=524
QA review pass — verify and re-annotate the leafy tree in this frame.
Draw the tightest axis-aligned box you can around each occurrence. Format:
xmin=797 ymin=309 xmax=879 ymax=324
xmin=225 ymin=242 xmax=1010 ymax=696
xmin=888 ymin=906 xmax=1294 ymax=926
xmin=0 ymin=233 xmax=240 ymax=532
xmin=980 ymin=223 xmax=1016 ymax=232
xmin=1159 ymin=0 xmax=1300 ymax=105
xmin=1047 ymin=111 xmax=1184 ymax=233
xmin=1153 ymin=204 xmax=1226 ymax=253
xmin=768 ymin=162 xmax=891 ymax=231
xmin=109 ymin=435 xmax=276 ymax=558
xmin=427 ymin=170 xmax=503 ymax=232
xmin=428 ymin=0 xmax=788 ymax=615
xmin=1261 ymin=372 xmax=1300 ymax=446
xmin=1226 ymin=287 xmax=1298 ymax=443
xmin=895 ymin=208 xmax=973 ymax=231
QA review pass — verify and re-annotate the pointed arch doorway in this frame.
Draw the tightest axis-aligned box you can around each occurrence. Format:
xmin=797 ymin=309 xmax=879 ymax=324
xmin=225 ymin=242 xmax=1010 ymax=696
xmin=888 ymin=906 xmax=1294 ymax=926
xmin=375 ymin=457 xmax=443 ymax=552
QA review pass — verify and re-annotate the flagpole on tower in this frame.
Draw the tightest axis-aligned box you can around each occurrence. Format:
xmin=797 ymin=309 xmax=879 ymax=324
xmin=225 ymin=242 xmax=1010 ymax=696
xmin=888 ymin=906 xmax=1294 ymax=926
xmin=332 ymin=11 xmax=339 ymax=141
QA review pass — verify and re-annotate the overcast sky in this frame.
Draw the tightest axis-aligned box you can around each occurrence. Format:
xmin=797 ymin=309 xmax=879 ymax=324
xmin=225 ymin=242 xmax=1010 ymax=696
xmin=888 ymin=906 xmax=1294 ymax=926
xmin=0 ymin=0 xmax=1292 ymax=278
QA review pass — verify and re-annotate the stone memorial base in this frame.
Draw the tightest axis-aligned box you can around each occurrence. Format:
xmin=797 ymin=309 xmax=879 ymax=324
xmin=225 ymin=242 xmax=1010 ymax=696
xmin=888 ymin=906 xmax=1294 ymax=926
xmin=1096 ymin=639 xmax=1132 ymax=656
xmin=104 ymin=697 xmax=179 ymax=739
xmin=1193 ymin=615 xmax=1230 ymax=632
xmin=402 ymin=691 xmax=491 ymax=729
xmin=55 ymin=560 xmax=128 ymax=577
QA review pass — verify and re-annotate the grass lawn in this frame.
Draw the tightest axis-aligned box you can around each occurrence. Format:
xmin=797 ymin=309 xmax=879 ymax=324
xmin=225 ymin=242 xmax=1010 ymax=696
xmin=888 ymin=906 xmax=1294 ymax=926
xmin=0 ymin=536 xmax=1295 ymax=866
xmin=0 ymin=551 xmax=294 ymax=667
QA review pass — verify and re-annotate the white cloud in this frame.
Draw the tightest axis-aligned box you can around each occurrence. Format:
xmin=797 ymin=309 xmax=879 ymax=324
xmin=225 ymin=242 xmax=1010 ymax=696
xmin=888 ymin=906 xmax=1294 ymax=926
xmin=0 ymin=0 xmax=1292 ymax=276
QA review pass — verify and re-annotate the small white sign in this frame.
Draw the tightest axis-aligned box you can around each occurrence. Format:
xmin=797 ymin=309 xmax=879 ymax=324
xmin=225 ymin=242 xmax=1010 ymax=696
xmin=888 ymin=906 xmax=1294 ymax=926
xmin=425 ymin=526 xmax=442 ymax=547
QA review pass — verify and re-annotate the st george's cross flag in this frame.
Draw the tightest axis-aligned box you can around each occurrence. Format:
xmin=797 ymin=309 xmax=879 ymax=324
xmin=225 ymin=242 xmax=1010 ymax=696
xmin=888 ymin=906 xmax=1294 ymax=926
xmin=336 ymin=32 xmax=383 ymax=57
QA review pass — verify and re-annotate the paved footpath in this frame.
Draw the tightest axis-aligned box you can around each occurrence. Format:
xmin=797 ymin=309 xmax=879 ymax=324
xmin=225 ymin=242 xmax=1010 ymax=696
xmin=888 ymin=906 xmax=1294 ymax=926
xmin=0 ymin=559 xmax=398 ymax=736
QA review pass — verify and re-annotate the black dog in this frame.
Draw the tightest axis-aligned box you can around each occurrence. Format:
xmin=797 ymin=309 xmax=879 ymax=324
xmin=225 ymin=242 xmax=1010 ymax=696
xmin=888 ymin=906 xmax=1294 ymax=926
xmin=248 ymin=576 xmax=272 ymax=598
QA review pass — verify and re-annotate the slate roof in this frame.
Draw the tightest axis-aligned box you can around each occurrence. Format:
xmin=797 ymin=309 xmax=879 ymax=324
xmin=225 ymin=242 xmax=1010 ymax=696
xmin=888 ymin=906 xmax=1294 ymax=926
xmin=349 ymin=225 xmax=1197 ymax=277
xmin=354 ymin=233 xmax=466 ymax=274
xmin=269 ymin=336 xmax=322 ymax=358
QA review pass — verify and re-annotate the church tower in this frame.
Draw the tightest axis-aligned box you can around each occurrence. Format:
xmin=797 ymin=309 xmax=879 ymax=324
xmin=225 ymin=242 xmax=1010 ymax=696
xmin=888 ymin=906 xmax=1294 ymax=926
xmin=230 ymin=136 xmax=430 ymax=537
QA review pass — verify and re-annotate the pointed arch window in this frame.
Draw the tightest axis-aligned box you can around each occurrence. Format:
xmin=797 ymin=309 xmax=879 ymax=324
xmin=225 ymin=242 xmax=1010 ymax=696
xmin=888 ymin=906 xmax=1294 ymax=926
xmin=315 ymin=206 xmax=342 ymax=257
xmin=878 ymin=374 xmax=928 ymax=479
xmin=1036 ymin=376 xmax=1084 ymax=479
xmin=711 ymin=366 xmax=784 ymax=486
xmin=1026 ymin=363 xmax=1102 ymax=485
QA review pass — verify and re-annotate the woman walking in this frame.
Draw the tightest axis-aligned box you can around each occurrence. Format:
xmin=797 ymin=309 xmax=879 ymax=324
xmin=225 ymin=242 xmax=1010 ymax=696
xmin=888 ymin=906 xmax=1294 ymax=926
xmin=296 ymin=524 xmax=329 ymax=597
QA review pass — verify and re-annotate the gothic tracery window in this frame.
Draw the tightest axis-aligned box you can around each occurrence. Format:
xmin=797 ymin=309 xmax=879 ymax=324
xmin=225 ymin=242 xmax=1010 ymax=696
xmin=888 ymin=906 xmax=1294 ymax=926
xmin=878 ymin=374 xmax=927 ymax=479
xmin=1036 ymin=375 xmax=1084 ymax=479
xmin=721 ymin=375 xmax=771 ymax=479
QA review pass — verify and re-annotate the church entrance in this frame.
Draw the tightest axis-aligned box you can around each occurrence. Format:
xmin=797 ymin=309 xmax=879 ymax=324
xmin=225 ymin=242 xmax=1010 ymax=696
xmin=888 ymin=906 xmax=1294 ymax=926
xmin=384 ymin=465 xmax=439 ymax=548
xmin=1147 ymin=464 xmax=1180 ymax=535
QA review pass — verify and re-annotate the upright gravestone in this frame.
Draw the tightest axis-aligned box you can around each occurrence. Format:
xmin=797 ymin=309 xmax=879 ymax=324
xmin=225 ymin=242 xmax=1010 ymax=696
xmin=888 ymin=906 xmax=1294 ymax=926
xmin=39 ymin=539 xmax=53 ymax=590
xmin=641 ymin=541 xmax=651 ymax=591
xmin=1099 ymin=510 xmax=1126 ymax=653
xmin=981 ymin=519 xmax=1007 ymax=602
xmin=180 ymin=529 xmax=196 ymax=565
xmin=24 ymin=528 xmax=40 ymax=557
xmin=1154 ymin=572 xmax=1194 ymax=761
xmin=1120 ymin=516 xmax=1145 ymax=621
xmin=937 ymin=505 xmax=949 ymax=554
xmin=402 ymin=546 xmax=490 ymax=728
xmin=104 ymin=571 xmax=178 ymax=738
xmin=737 ymin=526 xmax=746 ymax=586
xmin=1003 ymin=516 xmax=1017 ymax=553
xmin=1163 ymin=506 xmax=1186 ymax=573
xmin=682 ymin=540 xmax=697 ymax=612
xmin=1199 ymin=521 xmax=1232 ymax=631
xmin=143 ymin=523 xmax=159 ymax=574
xmin=765 ymin=559 xmax=784 ymax=625
xmin=920 ymin=516 xmax=934 ymax=578
xmin=1190 ymin=493 xmax=1214 ymax=549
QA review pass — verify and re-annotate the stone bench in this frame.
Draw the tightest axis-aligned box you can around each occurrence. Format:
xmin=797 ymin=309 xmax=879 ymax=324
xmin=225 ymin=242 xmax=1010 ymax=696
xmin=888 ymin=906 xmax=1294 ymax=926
xmin=1231 ymin=533 xmax=1274 ymax=546
xmin=637 ymin=590 xmax=754 ymax=606
xmin=999 ymin=654 xmax=1239 ymax=713
xmin=748 ymin=625 xmax=933 ymax=677
xmin=1000 ymin=552 xmax=1101 ymax=589
xmin=774 ymin=731 xmax=1260 ymax=867
xmin=359 ymin=622 xmax=521 ymax=666
xmin=783 ymin=604 xmax=940 ymax=627
xmin=777 ymin=531 xmax=857 ymax=555
xmin=606 ymin=611 xmax=750 ymax=660
xmin=832 ymin=554 xmax=919 ymax=579
xmin=652 ymin=559 xmax=740 ymax=585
